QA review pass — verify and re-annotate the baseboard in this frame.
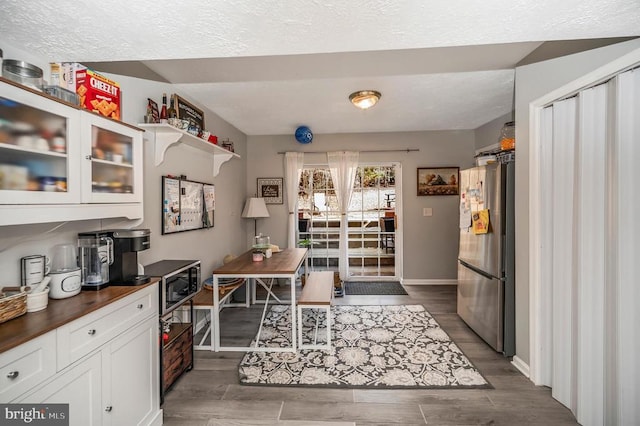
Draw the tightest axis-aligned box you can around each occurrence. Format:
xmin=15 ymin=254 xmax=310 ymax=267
xmin=511 ymin=355 xmax=530 ymax=378
xmin=402 ymin=279 xmax=457 ymax=286
xmin=149 ymin=409 xmax=163 ymax=426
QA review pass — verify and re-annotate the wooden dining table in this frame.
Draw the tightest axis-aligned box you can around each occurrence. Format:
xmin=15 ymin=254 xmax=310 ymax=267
xmin=211 ymin=247 xmax=308 ymax=352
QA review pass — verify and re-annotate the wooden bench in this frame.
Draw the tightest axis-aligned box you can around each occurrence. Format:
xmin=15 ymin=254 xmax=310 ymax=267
xmin=297 ymin=271 xmax=334 ymax=350
xmin=192 ymin=278 xmax=248 ymax=351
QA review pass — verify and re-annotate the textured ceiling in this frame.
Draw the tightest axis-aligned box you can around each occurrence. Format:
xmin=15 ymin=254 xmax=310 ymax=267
xmin=1 ymin=0 xmax=639 ymax=135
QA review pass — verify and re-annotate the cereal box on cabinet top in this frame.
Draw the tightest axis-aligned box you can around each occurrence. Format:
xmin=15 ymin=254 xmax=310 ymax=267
xmin=74 ymin=69 xmax=121 ymax=120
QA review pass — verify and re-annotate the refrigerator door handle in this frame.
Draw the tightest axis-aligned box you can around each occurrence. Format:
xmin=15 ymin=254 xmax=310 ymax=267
xmin=458 ymin=259 xmax=502 ymax=281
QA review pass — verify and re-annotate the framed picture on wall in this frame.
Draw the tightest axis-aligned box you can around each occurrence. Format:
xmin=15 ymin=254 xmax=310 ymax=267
xmin=417 ymin=167 xmax=459 ymax=196
xmin=257 ymin=178 xmax=283 ymax=204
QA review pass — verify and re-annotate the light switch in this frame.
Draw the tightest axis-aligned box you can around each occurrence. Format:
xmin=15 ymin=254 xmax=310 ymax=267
xmin=423 ymin=208 xmax=433 ymax=217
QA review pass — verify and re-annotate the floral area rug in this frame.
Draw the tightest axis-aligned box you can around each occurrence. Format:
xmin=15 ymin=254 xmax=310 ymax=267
xmin=238 ymin=304 xmax=490 ymax=388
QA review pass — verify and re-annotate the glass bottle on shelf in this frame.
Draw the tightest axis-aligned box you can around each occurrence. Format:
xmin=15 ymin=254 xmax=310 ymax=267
xmin=159 ymin=93 xmax=168 ymax=124
xmin=167 ymin=95 xmax=177 ymax=119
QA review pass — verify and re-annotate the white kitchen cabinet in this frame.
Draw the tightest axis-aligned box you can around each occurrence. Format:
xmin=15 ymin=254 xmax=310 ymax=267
xmin=0 ymin=79 xmax=81 ymax=204
xmin=18 ymin=352 xmax=103 ymax=426
xmin=102 ymin=316 xmax=159 ymax=426
xmin=81 ymin=113 xmax=143 ymax=204
xmin=6 ymin=284 xmax=161 ymax=426
xmin=0 ymin=78 xmax=144 ymax=225
xmin=57 ymin=284 xmax=156 ymax=369
xmin=0 ymin=331 xmax=57 ymax=402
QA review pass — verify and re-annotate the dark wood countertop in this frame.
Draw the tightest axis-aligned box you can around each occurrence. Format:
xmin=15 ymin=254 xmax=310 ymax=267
xmin=0 ymin=279 xmax=159 ymax=355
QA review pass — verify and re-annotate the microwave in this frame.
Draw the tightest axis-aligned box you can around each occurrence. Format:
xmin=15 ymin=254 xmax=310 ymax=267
xmin=143 ymin=259 xmax=201 ymax=315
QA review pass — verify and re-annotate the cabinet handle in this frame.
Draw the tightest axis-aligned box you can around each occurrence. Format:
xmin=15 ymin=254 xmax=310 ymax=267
xmin=137 ymin=304 xmax=144 ymax=309
xmin=85 ymin=155 xmax=92 ymax=160
xmin=7 ymin=371 xmax=19 ymax=380
xmin=105 ymin=406 xmax=112 ymax=412
xmin=88 ymin=329 xmax=96 ymax=335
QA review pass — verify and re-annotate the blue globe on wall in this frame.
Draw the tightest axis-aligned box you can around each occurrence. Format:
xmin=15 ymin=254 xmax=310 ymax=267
xmin=295 ymin=126 xmax=313 ymax=144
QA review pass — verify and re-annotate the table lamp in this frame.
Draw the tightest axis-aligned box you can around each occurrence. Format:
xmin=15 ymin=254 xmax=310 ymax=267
xmin=241 ymin=197 xmax=270 ymax=237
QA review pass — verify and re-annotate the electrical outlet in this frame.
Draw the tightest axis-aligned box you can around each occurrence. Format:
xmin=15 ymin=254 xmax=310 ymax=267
xmin=423 ymin=208 xmax=433 ymax=217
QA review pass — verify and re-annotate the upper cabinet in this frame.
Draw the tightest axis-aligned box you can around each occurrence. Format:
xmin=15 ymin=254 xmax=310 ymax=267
xmin=81 ymin=113 xmax=143 ymax=204
xmin=138 ymin=123 xmax=240 ymax=177
xmin=0 ymin=78 xmax=144 ymax=226
xmin=0 ymin=79 xmax=81 ymax=204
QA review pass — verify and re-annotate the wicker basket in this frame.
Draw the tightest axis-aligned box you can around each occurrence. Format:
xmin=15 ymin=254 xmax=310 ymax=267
xmin=0 ymin=287 xmax=28 ymax=324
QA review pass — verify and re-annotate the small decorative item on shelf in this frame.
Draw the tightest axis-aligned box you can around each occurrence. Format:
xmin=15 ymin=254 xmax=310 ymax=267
xmin=221 ymin=138 xmax=234 ymax=152
xmin=146 ymin=98 xmax=159 ymax=123
xmin=199 ymin=130 xmax=218 ymax=145
xmin=499 ymin=121 xmax=515 ymax=151
xmin=173 ymin=94 xmax=205 ymax=136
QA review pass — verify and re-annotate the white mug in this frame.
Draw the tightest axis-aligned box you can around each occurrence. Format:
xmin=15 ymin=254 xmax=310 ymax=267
xmin=21 ymin=255 xmax=51 ymax=287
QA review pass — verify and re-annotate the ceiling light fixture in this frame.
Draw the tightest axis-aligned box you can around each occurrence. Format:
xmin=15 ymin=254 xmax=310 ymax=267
xmin=349 ymin=90 xmax=381 ymax=110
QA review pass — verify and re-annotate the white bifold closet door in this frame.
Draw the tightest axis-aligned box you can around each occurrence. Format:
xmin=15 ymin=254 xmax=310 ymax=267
xmin=540 ymin=68 xmax=640 ymax=426
xmin=549 ymin=95 xmax=579 ymax=413
xmin=614 ymin=68 xmax=639 ymax=426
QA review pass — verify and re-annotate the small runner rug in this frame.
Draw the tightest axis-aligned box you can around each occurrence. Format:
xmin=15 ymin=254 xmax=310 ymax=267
xmin=239 ymin=304 xmax=489 ymax=388
xmin=344 ymin=281 xmax=408 ymax=295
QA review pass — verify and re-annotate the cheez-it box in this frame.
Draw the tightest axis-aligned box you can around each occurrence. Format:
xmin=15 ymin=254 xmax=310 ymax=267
xmin=74 ymin=69 xmax=121 ymax=121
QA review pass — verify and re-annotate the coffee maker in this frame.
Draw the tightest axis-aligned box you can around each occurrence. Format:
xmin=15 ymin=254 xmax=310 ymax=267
xmin=78 ymin=231 xmax=113 ymax=291
xmin=105 ymin=229 xmax=151 ymax=286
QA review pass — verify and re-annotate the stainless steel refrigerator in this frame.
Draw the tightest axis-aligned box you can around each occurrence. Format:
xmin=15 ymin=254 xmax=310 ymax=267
xmin=457 ymin=162 xmax=515 ymax=356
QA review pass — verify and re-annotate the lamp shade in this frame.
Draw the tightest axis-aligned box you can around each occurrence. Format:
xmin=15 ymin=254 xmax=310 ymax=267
xmin=241 ymin=197 xmax=270 ymax=218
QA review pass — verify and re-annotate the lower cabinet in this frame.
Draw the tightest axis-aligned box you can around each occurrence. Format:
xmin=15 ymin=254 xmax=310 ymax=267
xmin=7 ymin=284 xmax=161 ymax=426
xmin=18 ymin=352 xmax=103 ymax=425
xmin=104 ymin=316 xmax=159 ymax=426
xmin=162 ymin=322 xmax=193 ymax=394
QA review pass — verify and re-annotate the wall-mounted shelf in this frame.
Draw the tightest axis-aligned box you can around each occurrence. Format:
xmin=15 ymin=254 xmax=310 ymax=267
xmin=138 ymin=123 xmax=240 ymax=177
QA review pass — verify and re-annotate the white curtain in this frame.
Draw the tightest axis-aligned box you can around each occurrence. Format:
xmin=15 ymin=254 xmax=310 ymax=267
xmin=327 ymin=151 xmax=359 ymax=280
xmin=284 ymin=152 xmax=304 ymax=248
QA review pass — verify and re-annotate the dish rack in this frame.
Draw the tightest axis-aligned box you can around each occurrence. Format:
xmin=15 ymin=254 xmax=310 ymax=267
xmin=0 ymin=287 xmax=28 ymax=323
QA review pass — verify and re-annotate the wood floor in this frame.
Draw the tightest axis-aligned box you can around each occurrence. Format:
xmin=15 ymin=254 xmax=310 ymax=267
xmin=162 ymin=285 xmax=578 ymax=425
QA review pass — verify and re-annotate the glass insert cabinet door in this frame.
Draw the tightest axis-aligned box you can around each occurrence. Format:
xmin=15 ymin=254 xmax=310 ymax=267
xmin=80 ymin=113 xmax=142 ymax=203
xmin=0 ymin=81 xmax=81 ymax=204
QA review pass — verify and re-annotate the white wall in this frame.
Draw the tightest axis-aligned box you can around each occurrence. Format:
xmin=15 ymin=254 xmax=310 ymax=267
xmin=102 ymin=72 xmax=248 ymax=278
xmin=246 ymin=131 xmax=475 ymax=281
xmin=514 ymin=38 xmax=640 ymax=365
xmin=0 ymin=42 xmax=248 ymax=286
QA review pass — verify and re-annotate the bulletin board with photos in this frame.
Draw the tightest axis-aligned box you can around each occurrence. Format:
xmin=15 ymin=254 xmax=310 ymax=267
xmin=162 ymin=176 xmax=215 ymax=234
